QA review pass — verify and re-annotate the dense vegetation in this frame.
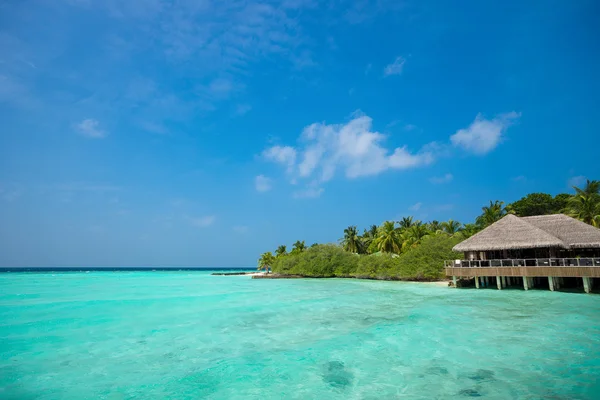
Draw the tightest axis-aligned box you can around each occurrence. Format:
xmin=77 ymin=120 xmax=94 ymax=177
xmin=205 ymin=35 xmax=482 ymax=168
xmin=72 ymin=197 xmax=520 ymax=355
xmin=258 ymin=179 xmax=600 ymax=280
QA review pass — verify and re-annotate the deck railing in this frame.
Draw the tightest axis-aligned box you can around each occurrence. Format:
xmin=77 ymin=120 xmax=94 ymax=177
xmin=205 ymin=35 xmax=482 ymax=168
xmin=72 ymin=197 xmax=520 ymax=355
xmin=444 ymin=258 xmax=600 ymax=268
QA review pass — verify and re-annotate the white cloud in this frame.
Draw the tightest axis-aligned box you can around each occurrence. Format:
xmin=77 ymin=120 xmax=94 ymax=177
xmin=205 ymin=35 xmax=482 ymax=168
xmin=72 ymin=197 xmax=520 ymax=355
xmin=262 ymin=146 xmax=297 ymax=173
xmin=568 ymin=175 xmax=586 ymax=188
xmin=450 ymin=112 xmax=520 ymax=154
xmin=189 ymin=215 xmax=216 ymax=227
xmin=512 ymin=175 xmax=527 ymax=182
xmin=255 ymin=175 xmax=272 ymax=192
xmin=293 ymin=186 xmax=324 ymax=199
xmin=383 ymin=56 xmax=405 ymax=76
xmin=263 ymin=113 xmax=434 ymax=187
xmin=233 ymin=225 xmax=249 ymax=233
xmin=74 ymin=119 xmax=107 ymax=138
xmin=430 ymin=173 xmax=453 ymax=184
xmin=409 ymin=202 xmax=422 ymax=211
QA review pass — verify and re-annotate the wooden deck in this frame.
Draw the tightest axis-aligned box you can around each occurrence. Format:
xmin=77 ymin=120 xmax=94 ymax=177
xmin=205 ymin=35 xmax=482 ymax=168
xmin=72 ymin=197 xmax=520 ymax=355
xmin=445 ymin=258 xmax=600 ymax=278
xmin=445 ymin=266 xmax=600 ymax=278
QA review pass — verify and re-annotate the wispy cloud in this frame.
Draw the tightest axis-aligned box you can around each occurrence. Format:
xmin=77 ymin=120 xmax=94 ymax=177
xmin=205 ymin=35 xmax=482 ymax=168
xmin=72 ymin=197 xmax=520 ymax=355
xmin=512 ymin=175 xmax=527 ymax=182
xmin=189 ymin=215 xmax=216 ymax=228
xmin=263 ymin=113 xmax=434 ymax=188
xmin=409 ymin=202 xmax=422 ymax=211
xmin=262 ymin=146 xmax=297 ymax=173
xmin=255 ymin=175 xmax=272 ymax=192
xmin=383 ymin=56 xmax=406 ymax=77
xmin=430 ymin=173 xmax=453 ymax=184
xmin=450 ymin=112 xmax=520 ymax=154
xmin=74 ymin=119 xmax=107 ymax=138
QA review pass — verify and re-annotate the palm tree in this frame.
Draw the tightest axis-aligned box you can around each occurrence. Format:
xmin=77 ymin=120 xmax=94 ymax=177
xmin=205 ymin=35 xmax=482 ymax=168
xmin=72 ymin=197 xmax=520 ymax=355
xmin=476 ymin=200 xmax=506 ymax=228
xmin=257 ymin=252 xmax=275 ymax=273
xmin=441 ymin=219 xmax=462 ymax=235
xmin=368 ymin=224 xmax=378 ymax=238
xmin=275 ymin=245 xmax=287 ymax=258
xmin=360 ymin=224 xmax=379 ymax=251
xmin=373 ymin=221 xmax=402 ymax=254
xmin=461 ymin=223 xmax=480 ymax=238
xmin=402 ymin=222 xmax=429 ymax=250
xmin=342 ymin=226 xmax=363 ymax=253
xmin=567 ymin=180 xmax=600 ymax=225
xmin=398 ymin=216 xmax=414 ymax=231
xmin=427 ymin=220 xmax=442 ymax=233
xmin=292 ymin=240 xmax=306 ymax=254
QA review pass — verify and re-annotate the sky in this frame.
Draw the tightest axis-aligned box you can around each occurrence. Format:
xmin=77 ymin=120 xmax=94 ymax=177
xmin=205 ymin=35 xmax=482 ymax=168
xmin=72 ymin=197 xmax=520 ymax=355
xmin=1 ymin=0 xmax=599 ymax=267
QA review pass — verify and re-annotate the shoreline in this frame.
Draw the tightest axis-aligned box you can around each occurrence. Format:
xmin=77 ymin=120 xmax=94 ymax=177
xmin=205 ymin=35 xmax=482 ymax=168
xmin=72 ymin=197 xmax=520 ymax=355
xmin=250 ymin=273 xmax=450 ymax=285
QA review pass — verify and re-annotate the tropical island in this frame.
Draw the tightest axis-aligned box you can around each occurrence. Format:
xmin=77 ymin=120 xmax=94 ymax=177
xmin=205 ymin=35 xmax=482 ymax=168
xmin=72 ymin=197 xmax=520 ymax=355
xmin=256 ymin=179 xmax=600 ymax=281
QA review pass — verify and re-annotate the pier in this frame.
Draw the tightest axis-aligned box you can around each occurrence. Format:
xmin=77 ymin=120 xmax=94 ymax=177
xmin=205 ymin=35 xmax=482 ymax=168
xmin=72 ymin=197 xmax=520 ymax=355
xmin=445 ymin=258 xmax=600 ymax=292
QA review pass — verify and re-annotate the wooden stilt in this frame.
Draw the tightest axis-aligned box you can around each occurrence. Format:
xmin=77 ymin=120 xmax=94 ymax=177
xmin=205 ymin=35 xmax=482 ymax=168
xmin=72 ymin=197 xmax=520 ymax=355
xmin=583 ymin=277 xmax=591 ymax=293
xmin=548 ymin=276 xmax=555 ymax=291
xmin=475 ymin=276 xmax=480 ymax=289
xmin=496 ymin=276 xmax=502 ymax=290
xmin=523 ymin=276 xmax=529 ymax=291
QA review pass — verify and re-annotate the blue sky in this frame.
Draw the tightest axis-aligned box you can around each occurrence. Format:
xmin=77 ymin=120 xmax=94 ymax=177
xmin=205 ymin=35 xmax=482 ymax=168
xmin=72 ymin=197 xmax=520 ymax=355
xmin=1 ymin=0 xmax=599 ymax=267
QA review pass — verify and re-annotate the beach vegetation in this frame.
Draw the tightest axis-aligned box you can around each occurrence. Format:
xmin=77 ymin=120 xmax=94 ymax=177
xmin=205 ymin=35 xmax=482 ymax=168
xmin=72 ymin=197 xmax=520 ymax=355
xmin=262 ymin=182 xmax=598 ymax=280
xmin=258 ymin=252 xmax=276 ymax=273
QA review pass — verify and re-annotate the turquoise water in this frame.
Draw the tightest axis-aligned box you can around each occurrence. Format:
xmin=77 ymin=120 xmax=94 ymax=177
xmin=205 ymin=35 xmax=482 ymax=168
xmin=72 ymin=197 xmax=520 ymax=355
xmin=1 ymin=272 xmax=599 ymax=399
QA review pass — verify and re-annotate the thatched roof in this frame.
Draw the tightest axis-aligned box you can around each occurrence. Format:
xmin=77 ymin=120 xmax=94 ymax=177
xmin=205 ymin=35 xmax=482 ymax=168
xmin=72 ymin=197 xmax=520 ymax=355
xmin=453 ymin=214 xmax=600 ymax=252
xmin=523 ymin=214 xmax=600 ymax=249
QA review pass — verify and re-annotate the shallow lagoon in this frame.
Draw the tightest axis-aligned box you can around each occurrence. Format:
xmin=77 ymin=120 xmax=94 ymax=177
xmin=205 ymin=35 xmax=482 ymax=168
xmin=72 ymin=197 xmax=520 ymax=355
xmin=1 ymin=272 xmax=599 ymax=399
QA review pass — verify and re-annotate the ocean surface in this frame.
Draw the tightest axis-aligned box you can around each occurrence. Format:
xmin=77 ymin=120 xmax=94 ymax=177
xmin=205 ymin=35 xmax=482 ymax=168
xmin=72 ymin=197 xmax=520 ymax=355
xmin=1 ymin=271 xmax=599 ymax=399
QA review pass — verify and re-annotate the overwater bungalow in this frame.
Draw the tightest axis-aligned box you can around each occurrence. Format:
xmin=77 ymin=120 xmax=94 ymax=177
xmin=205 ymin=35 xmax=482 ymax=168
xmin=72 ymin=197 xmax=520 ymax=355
xmin=445 ymin=214 xmax=600 ymax=293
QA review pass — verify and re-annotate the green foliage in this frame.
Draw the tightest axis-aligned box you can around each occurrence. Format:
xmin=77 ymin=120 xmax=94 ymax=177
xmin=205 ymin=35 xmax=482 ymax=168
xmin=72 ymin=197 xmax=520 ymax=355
xmin=257 ymin=252 xmax=276 ymax=273
xmin=401 ymin=222 xmax=429 ymax=250
xmin=507 ymin=193 xmax=570 ymax=216
xmin=392 ymin=235 xmax=463 ymax=280
xmin=459 ymin=223 xmax=480 ymax=239
xmin=261 ymin=183 xmax=599 ymax=282
xmin=441 ymin=219 xmax=462 ymax=235
xmin=271 ymin=235 xmax=462 ymax=281
xmin=398 ymin=216 xmax=414 ymax=230
xmin=566 ymin=180 xmax=600 ymax=226
xmin=373 ymin=221 xmax=402 ymax=253
xmin=275 ymin=245 xmax=287 ymax=257
xmin=353 ymin=253 xmax=397 ymax=279
xmin=553 ymin=193 xmax=571 ymax=212
xmin=271 ymin=244 xmax=358 ymax=277
xmin=341 ymin=226 xmax=365 ymax=254
xmin=476 ymin=200 xmax=506 ymax=228
xmin=291 ymin=240 xmax=306 ymax=254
